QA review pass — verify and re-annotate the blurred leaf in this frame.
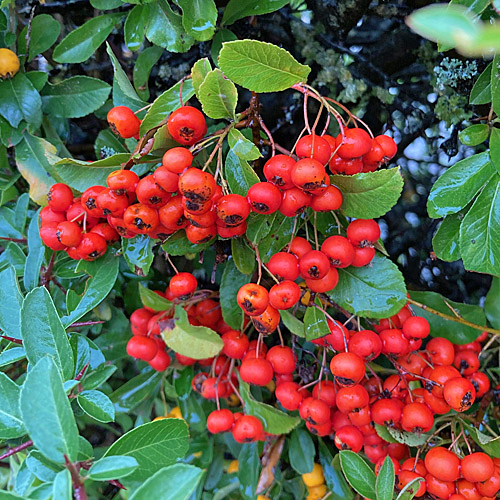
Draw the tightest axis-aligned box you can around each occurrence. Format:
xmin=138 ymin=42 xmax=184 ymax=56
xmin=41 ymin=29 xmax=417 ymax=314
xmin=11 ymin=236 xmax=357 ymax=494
xmin=82 ymin=364 xmax=117 ymax=390
xmin=134 ymin=46 xmax=163 ymax=100
xmin=24 ymin=213 xmax=44 ymax=291
xmin=103 ymin=419 xmax=189 ymax=482
xmin=432 ymin=211 xmax=465 ymax=262
xmin=110 ymin=371 xmax=163 ymax=413
xmin=0 ymin=242 xmax=25 ymax=275
xmin=26 ymin=450 xmax=62 ymax=482
xmin=178 ymin=391 xmax=206 ymax=433
xmin=220 ymin=259 xmax=251 ymax=329
xmin=427 ymin=152 xmax=495 ymax=218
xmin=225 ymin=150 xmax=260 ymax=196
xmin=228 ymin=128 xmax=262 ymax=161
xmin=238 ymin=442 xmax=260 ymax=500
xmin=257 ymin=212 xmax=295 ymax=263
xmin=124 ymin=5 xmax=148 ymax=51
xmin=458 ymin=124 xmax=489 ymax=146
xmin=339 ymin=450 xmax=376 ymax=500
xmin=376 ymin=456 xmax=395 ymax=500
xmin=231 ymin=237 xmax=256 ymax=274
xmin=161 ymin=305 xmax=223 ymax=359
xmin=129 ymin=464 xmax=203 ymax=500
xmin=139 ymin=283 xmax=172 ymax=312
xmin=42 ymin=76 xmax=111 ymax=118
xmin=88 ymin=456 xmax=139 ymax=480
xmin=52 ymin=470 xmax=71 ymax=500
xmin=459 ymin=174 xmax=500 ymax=275
xmin=161 ymin=230 xmax=213 ymax=256
xmin=198 ymin=68 xmax=237 ymax=119
xmin=211 ymin=28 xmax=238 ymax=63
xmin=0 ymin=371 xmax=25 ymax=439
xmin=318 ymin=441 xmax=355 ymax=500
xmin=91 ymin=0 xmax=123 ymax=8
xmin=222 ymin=0 xmax=289 ymax=25
xmin=490 ymin=128 xmax=500 ymax=175
xmin=485 ymin=277 xmax=500 ymax=329
xmin=280 ymin=310 xmax=305 ymax=337
xmin=410 ymin=291 xmax=485 ymax=344
xmin=492 ymin=55 xmax=500 ymax=117
xmin=0 ymin=346 xmax=26 ymax=367
xmin=122 ymin=235 xmax=155 ymax=275
xmin=218 ymin=39 xmax=310 ymax=93
xmin=53 ymin=13 xmax=123 ymax=63
xmin=178 ymin=0 xmax=217 ymax=42
xmin=463 ymin=422 xmax=500 ymax=458
xmin=470 ymin=62 xmax=492 ymax=104
xmin=288 ymin=427 xmax=314 ymax=474
xmin=77 ymin=390 xmax=115 ymax=423
xmin=21 ymin=286 xmax=74 ymax=380
xmin=20 ymin=15 xmax=61 ymax=62
xmin=20 ymin=357 xmax=79 ymax=463
xmin=328 ymin=253 xmax=407 ymax=319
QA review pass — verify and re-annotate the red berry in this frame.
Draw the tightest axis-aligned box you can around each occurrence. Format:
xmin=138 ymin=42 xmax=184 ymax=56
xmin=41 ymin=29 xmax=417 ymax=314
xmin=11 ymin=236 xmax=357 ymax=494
xmin=40 ymin=223 xmax=66 ymax=251
xmin=263 ymin=154 xmax=295 ymax=189
xmin=221 ymin=330 xmax=249 ymax=359
xmin=467 ymin=371 xmax=490 ymax=398
xmin=136 ymin=175 xmax=170 ymax=208
xmin=295 ymin=133 xmax=332 ymax=164
xmin=334 ymin=425 xmax=363 ymax=452
xmin=402 ymin=316 xmax=430 ymax=339
xmin=287 ymin=236 xmax=312 ymax=258
xmin=107 ymin=106 xmax=141 ymax=139
xmin=291 ymin=158 xmax=329 ymax=194
xmin=179 ymin=168 xmax=217 ymax=204
xmin=305 ymin=266 xmax=339 ymax=292
xmin=149 ymin=349 xmax=171 ymax=371
xmin=169 ymin=272 xmax=197 ymax=299
xmin=401 ymin=402 xmax=433 ymax=433
xmin=267 ymin=252 xmax=299 ymax=281
xmin=40 ymin=206 xmax=66 ymax=226
xmin=162 ymin=147 xmax=193 ymax=173
xmin=185 ymin=223 xmax=216 ymax=244
xmin=335 ymin=384 xmax=369 ymax=413
xmin=335 ymin=128 xmax=372 ymax=159
xmin=56 ymin=221 xmax=82 ymax=247
xmin=299 ymin=397 xmax=331 ymax=425
xmin=107 ymin=169 xmax=139 ymax=193
xmin=247 ymin=182 xmax=282 ymax=214
xmin=153 ymin=167 xmax=179 ymax=193
xmin=310 ymin=185 xmax=343 ymax=212
xmin=427 ymin=337 xmax=455 ymax=366
xmin=97 ymin=188 xmax=130 ymax=217
xmin=126 ymin=336 xmax=158 ymax=361
xmin=351 ymin=246 xmax=375 ymax=267
xmin=380 ymin=329 xmax=409 ymax=356
xmin=424 ymin=447 xmax=460 ymax=482
xmin=76 ymin=233 xmax=107 ymax=261
xmin=299 ymin=250 xmax=331 ymax=280
xmin=232 ymin=415 xmax=263 ymax=443
xmin=349 ymin=330 xmax=382 ymax=361
xmin=207 ymin=409 xmax=235 ymax=434
xmin=279 ymin=187 xmax=311 ymax=217
xmin=321 ymin=235 xmax=355 ymax=268
xmin=443 ymin=376 xmax=476 ymax=411
xmin=216 ymin=194 xmax=251 ymax=226
xmin=398 ymin=471 xmax=426 ymax=497
xmin=461 ymin=452 xmax=494 ymax=483
xmin=130 ymin=308 xmax=154 ymax=335
xmin=276 ymin=382 xmax=305 ymax=411
xmin=330 ymin=352 xmax=365 ymax=386
xmin=453 ymin=349 xmax=480 ymax=375
xmin=371 ymin=398 xmax=402 ymax=426
xmin=268 ymin=280 xmax=301 ymax=310
xmin=158 ymin=197 xmax=188 ymax=231
xmin=90 ymin=223 xmax=120 ymax=244
xmin=347 ymin=219 xmax=380 ymax=247
xmin=266 ymin=345 xmax=295 ymax=374
xmin=195 ymin=299 xmax=221 ymax=327
xmin=47 ymin=183 xmax=73 ymax=212
xmin=237 ymin=283 xmax=269 ymax=316
xmin=123 ymin=203 xmax=159 ymax=234
xmin=240 ymin=357 xmax=274 ymax=386
xmin=250 ymin=305 xmax=280 ymax=335
xmin=167 ymin=106 xmax=207 ymax=146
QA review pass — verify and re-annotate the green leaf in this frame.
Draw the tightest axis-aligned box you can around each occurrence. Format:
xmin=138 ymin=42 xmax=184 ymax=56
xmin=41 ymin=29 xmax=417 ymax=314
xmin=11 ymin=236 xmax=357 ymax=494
xmin=222 ymin=0 xmax=289 ymax=25
xmin=328 ymin=253 xmax=407 ymax=319
xmin=122 ymin=235 xmax=155 ymax=275
xmin=133 ymin=46 xmax=163 ymax=100
xmin=490 ymin=128 xmax=500 ymax=175
xmin=225 ymin=150 xmax=260 ymax=196
xmin=61 ymin=251 xmax=119 ymax=327
xmin=387 ymin=427 xmax=430 ymax=446
xmin=280 ymin=309 xmax=305 ymax=337
xmin=210 ymin=28 xmax=237 ymax=64
xmin=0 ymin=371 xmax=25 ymax=439
xmin=339 ymin=450 xmax=376 ymax=500
xmin=129 ymin=464 xmax=203 ymax=500
xmin=0 ymin=242 xmax=25 ymax=276
xmin=238 ymin=442 xmax=260 ymax=500
xmin=406 ymin=4 xmax=479 ymax=47
xmin=0 ymin=347 xmax=26 ymax=367
xmin=139 ymin=284 xmax=172 ymax=312
xmin=220 ymin=259 xmax=251 ymax=329
xmin=462 ymin=422 xmax=500 ymax=458
xmin=52 ymin=13 xmax=123 ymax=63
xmin=178 ymin=0 xmax=217 ymax=42
xmin=140 ymin=79 xmax=195 ymax=135
xmin=20 ymin=357 xmax=79 ymax=464
xmin=21 ymin=287 xmax=74 ymax=380
xmin=332 ymin=168 xmax=403 ymax=219
xmin=145 ymin=0 xmax=194 ymax=53
xmin=198 ymin=68 xmax=238 ymax=119
xmin=470 ymin=62 xmax=492 ymax=104
xmin=191 ymin=57 xmax=213 ymax=96
xmin=304 ymin=299 xmax=330 ymax=341
xmin=257 ymin=212 xmax=295 ymax=263
xmin=485 ymin=277 xmax=500 ymax=330
xmin=231 ymin=237 xmax=256 ymax=274
xmin=77 ymin=390 xmax=115 ymax=423
xmin=245 ymin=212 xmax=276 ymax=245
xmin=91 ymin=0 xmax=123 ymax=8
xmin=459 ymin=174 xmax=500 ymax=275
xmin=318 ymin=441 xmax=355 ymax=500
xmin=410 ymin=291 xmax=485 ymax=344
xmin=26 ymin=450 xmax=62 ymax=482
xmin=178 ymin=391 xmax=206 ymax=433
xmin=103 ymin=419 xmax=189 ymax=482
xmin=0 ymin=73 xmax=42 ymax=128
xmin=161 ymin=229 xmax=213 ymax=256
xmin=23 ymin=15 xmax=61 ymax=62
xmin=0 ymin=266 xmax=23 ymax=339
xmin=374 ymin=424 xmax=398 ymax=444
xmin=376 ymin=456 xmax=395 ymax=500
xmin=82 ymin=364 xmax=117 ymax=390
xmin=427 ymin=152 xmax=495 ymax=218
xmin=124 ymin=5 xmax=148 ymax=51
xmin=492 ymin=55 xmax=500 ymax=117
xmin=432 ymin=211 xmax=464 ymax=262
xmin=88 ymin=456 xmax=139 ymax=481
xmin=239 ymin=379 xmax=300 ymax=434
xmin=218 ymin=39 xmax=311 ymax=93
xmin=52 ymin=470 xmax=71 ymax=500
xmin=24 ymin=214 xmax=45 ymax=291
xmin=458 ymin=124 xmax=490 ymax=146
xmin=161 ymin=305 xmax=224 ymax=359
xmin=110 ymin=371 xmax=163 ymax=413
xmin=396 ymin=478 xmax=425 ymax=500
xmin=25 ymin=71 xmax=48 ymax=93
xmin=228 ymin=128 xmax=262 ymax=161
xmin=289 ymin=427 xmax=315 ymax=474
xmin=42 ymin=76 xmax=111 ymax=118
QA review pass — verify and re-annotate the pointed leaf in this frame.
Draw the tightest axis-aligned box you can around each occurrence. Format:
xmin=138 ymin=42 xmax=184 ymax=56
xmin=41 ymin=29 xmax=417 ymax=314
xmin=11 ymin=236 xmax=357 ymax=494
xmin=139 ymin=284 xmax=172 ymax=312
xmin=77 ymin=390 xmax=115 ymax=423
xmin=376 ymin=456 xmax=395 ymax=500
xmin=228 ymin=128 xmax=262 ymax=161
xmin=225 ymin=149 xmax=260 ymax=196
xmin=318 ymin=441 xmax=355 ymax=500
xmin=485 ymin=277 xmax=500 ymax=330
xmin=231 ymin=237 xmax=256 ymax=275
xmin=490 ymin=128 xmax=500 ymax=175
xmin=191 ymin=57 xmax=212 ymax=96
xmin=220 ymin=259 xmax=251 ymax=329
xmin=0 ymin=371 xmax=25 ymax=439
xmin=222 ymin=0 xmax=289 ymax=25
xmin=24 ymin=213 xmax=45 ymax=291
xmin=88 ymin=456 xmax=139 ymax=481
xmin=122 ymin=234 xmax=154 ymax=275
xmin=288 ymin=427 xmax=315 ymax=474
xmin=432 ymin=211 xmax=464 ymax=262
xmin=339 ymin=450 xmax=376 ymax=500
xmin=0 ymin=266 xmax=23 ymax=339
xmin=124 ymin=5 xmax=148 ymax=51
xmin=198 ymin=68 xmax=237 ymax=119
xmin=470 ymin=62 xmax=492 ymax=104
xmin=238 ymin=442 xmax=260 ymax=500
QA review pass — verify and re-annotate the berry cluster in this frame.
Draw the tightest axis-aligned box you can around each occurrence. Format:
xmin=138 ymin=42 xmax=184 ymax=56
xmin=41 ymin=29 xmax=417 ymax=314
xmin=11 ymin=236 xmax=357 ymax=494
xmin=302 ymin=463 xmax=328 ymax=500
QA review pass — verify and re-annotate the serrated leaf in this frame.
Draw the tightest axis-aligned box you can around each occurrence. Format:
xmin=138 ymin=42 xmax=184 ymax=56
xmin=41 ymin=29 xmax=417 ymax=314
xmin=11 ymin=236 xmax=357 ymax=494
xmin=0 ymin=266 xmax=23 ymax=339
xmin=124 ymin=5 xmax=148 ymax=51
xmin=339 ymin=450 xmax=376 ymax=500
xmin=376 ymin=456 xmax=395 ymax=500
xmin=122 ymin=234 xmax=154 ymax=275
xmin=103 ymin=419 xmax=189 ymax=482
xmin=20 ymin=357 xmax=79 ymax=464
xmin=231 ymin=237 xmax=256 ymax=274
xmin=53 ymin=13 xmax=123 ymax=63
xmin=21 ymin=287 xmax=74 ymax=380
xmin=77 ymin=390 xmax=115 ymax=423
xmin=42 ymin=76 xmax=111 ymax=118
xmin=470 ymin=62 xmax=492 ymax=104
xmin=89 ymin=456 xmax=139 ymax=481
xmin=239 ymin=379 xmax=300 ymax=434
xmin=220 ymin=259 xmax=251 ymax=329
xmin=228 ymin=128 xmax=262 ymax=160
xmin=218 ymin=39 xmax=311 ymax=93
xmin=427 ymin=152 xmax=495 ymax=218
xmin=198 ymin=68 xmax=237 ymax=119
xmin=459 ymin=174 xmax=500 ymax=275
xmin=327 ymin=253 xmax=407 ymax=319
xmin=139 ymin=284 xmax=172 ymax=312
xmin=161 ymin=305 xmax=223 ymax=359
xmin=21 ymin=14 xmax=61 ymax=62
xmin=432 ymin=211 xmax=464 ymax=262
xmin=387 ymin=427 xmax=430 ymax=446
xmin=222 ymin=0 xmax=289 ymax=25
xmin=178 ymin=0 xmax=217 ymax=42
xmin=0 ymin=371 xmax=25 ymax=439
xmin=332 ymin=168 xmax=403 ymax=219
xmin=191 ymin=57 xmax=212 ymax=96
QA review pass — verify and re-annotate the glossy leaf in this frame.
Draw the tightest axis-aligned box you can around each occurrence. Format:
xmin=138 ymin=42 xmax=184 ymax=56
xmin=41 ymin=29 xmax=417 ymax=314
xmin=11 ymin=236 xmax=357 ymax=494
xmin=161 ymin=229 xmax=213 ymax=255
xmin=432 ymin=210 xmax=464 ymax=262
xmin=110 ymin=371 xmax=163 ymax=413
xmin=42 ymin=76 xmax=111 ymax=118
xmin=129 ymin=464 xmax=203 ymax=500
xmin=24 ymin=214 xmax=44 ymax=291
xmin=339 ymin=450 xmax=376 ymax=500
xmin=88 ymin=456 xmax=139 ymax=481
xmin=77 ymin=390 xmax=115 ymax=423
xmin=90 ymin=0 xmax=123 ymax=8
xmin=122 ymin=235 xmax=155 ymax=275
xmin=257 ymin=212 xmax=295 ymax=263
xmin=21 ymin=286 xmax=74 ymax=380
xmin=239 ymin=379 xmax=300 ymax=434
xmin=103 ymin=419 xmax=189 ymax=482
xmin=490 ymin=128 xmax=500 ymax=175
xmin=161 ymin=305 xmax=224 ymax=359
xmin=303 ymin=298 xmax=330 ymax=341
xmin=318 ymin=441 xmax=355 ymax=500
xmin=410 ymin=291 xmax=485 ymax=344
xmin=192 ymin=57 xmax=212 ymax=96
xmin=228 ymin=128 xmax=262 ymax=161
xmin=245 ymin=212 xmax=276 ymax=245
xmin=53 ymin=14 xmax=123 ymax=63
xmin=459 ymin=174 xmax=500 ymax=275
xmin=82 ymin=364 xmax=117 ymax=391
xmin=238 ymin=442 xmax=260 ymax=500
xmin=458 ymin=124 xmax=489 ymax=146
xmin=231 ymin=237 xmax=256 ymax=275
xmin=0 ymin=266 xmax=23 ymax=339
xmin=427 ymin=152 xmax=495 ymax=218
xmin=124 ymin=5 xmax=148 ymax=51
xmin=218 ymin=39 xmax=311 ymax=93
xmin=280 ymin=309 xmax=305 ymax=337
xmin=23 ymin=15 xmax=61 ymax=62
xmin=328 ymin=253 xmax=407 ymax=319
xmin=332 ymin=168 xmax=403 ymax=219
xmin=376 ymin=456 xmax=395 ymax=500
xmin=20 ymin=357 xmax=79 ymax=463
xmin=470 ymin=62 xmax=492 ymax=104
xmin=139 ymin=284 xmax=172 ymax=312
xmin=198 ymin=68 xmax=237 ymax=119
xmin=396 ymin=478 xmax=425 ymax=500
xmin=485 ymin=277 xmax=500 ymax=330
xmin=222 ymin=0 xmax=289 ymax=25
xmin=178 ymin=0 xmax=217 ymax=42
xmin=288 ymin=427 xmax=315 ymax=474
xmin=0 ymin=371 xmax=25 ymax=439
xmin=220 ymin=259 xmax=251 ymax=329
xmin=492 ymin=55 xmax=500 ymax=117
xmin=225 ymin=150 xmax=260 ymax=196
xmin=133 ymin=46 xmax=163 ymax=100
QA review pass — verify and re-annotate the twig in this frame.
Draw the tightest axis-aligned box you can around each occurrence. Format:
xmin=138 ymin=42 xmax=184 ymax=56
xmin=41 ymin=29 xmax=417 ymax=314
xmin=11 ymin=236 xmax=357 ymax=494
xmin=0 ymin=335 xmax=23 ymax=345
xmin=0 ymin=440 xmax=33 ymax=461
xmin=75 ymin=363 xmax=90 ymax=382
xmin=65 ymin=456 xmax=87 ymax=500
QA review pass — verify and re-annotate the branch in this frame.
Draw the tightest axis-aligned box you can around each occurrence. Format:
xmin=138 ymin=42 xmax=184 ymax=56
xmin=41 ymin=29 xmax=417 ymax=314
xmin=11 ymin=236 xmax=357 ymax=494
xmin=0 ymin=440 xmax=33 ymax=461
xmin=65 ymin=456 xmax=87 ymax=500
xmin=0 ymin=335 xmax=23 ymax=345
xmin=0 ymin=237 xmax=27 ymax=244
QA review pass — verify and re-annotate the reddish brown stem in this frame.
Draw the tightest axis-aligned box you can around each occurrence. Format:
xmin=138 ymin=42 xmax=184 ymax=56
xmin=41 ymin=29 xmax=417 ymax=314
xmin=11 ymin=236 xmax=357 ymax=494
xmin=109 ymin=479 xmax=126 ymax=490
xmin=0 ymin=335 xmax=23 ymax=345
xmin=65 ymin=456 xmax=87 ymax=500
xmin=75 ymin=363 xmax=90 ymax=382
xmin=41 ymin=252 xmax=56 ymax=290
xmin=0 ymin=237 xmax=27 ymax=244
xmin=0 ymin=440 xmax=33 ymax=461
